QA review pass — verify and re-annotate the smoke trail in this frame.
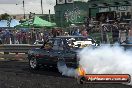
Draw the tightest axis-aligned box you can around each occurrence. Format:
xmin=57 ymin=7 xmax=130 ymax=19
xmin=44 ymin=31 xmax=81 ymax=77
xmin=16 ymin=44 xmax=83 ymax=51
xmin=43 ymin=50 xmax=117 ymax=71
xmin=57 ymin=61 xmax=78 ymax=77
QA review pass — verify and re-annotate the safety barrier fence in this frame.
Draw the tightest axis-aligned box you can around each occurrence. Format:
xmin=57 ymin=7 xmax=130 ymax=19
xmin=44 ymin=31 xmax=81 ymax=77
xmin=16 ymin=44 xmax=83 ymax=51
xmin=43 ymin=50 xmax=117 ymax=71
xmin=0 ymin=44 xmax=132 ymax=59
xmin=0 ymin=44 xmax=42 ymax=60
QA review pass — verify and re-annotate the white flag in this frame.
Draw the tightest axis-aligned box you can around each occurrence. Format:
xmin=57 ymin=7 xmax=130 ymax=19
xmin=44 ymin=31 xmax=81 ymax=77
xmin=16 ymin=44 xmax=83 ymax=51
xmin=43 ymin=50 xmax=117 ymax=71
xmin=66 ymin=0 xmax=74 ymax=3
xmin=56 ymin=0 xmax=65 ymax=4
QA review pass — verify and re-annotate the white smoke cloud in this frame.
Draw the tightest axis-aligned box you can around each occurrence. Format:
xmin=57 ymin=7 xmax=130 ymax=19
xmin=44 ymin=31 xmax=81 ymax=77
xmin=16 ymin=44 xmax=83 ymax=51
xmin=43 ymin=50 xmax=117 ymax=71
xmin=78 ymin=45 xmax=132 ymax=74
xmin=78 ymin=45 xmax=132 ymax=84
xmin=58 ymin=45 xmax=132 ymax=85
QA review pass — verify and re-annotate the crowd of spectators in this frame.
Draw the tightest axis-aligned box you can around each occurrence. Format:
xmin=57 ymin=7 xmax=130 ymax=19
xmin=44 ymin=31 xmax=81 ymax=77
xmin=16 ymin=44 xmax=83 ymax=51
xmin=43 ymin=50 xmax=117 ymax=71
xmin=0 ymin=26 xmax=89 ymax=45
xmin=0 ymin=22 xmax=130 ymax=45
xmin=0 ymin=29 xmax=53 ymax=44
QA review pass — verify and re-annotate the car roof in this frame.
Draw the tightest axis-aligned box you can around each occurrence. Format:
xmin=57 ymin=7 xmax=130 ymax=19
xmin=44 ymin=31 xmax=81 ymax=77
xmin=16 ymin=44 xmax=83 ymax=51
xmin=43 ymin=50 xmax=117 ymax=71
xmin=49 ymin=36 xmax=94 ymax=41
xmin=56 ymin=36 xmax=89 ymax=38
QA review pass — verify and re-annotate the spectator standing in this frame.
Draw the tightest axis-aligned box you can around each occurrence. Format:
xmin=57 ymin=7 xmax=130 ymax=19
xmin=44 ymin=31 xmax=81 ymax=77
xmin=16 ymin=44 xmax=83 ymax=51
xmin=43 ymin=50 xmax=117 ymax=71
xmin=22 ymin=32 xmax=27 ymax=44
xmin=81 ymin=29 xmax=88 ymax=37
xmin=119 ymin=24 xmax=127 ymax=43
xmin=4 ymin=29 xmax=11 ymax=44
xmin=52 ymin=28 xmax=57 ymax=37
xmin=16 ymin=31 xmax=22 ymax=44
xmin=120 ymin=12 xmax=126 ymax=22
xmin=112 ymin=22 xmax=119 ymax=43
xmin=10 ymin=31 xmax=14 ymax=44
xmin=101 ymin=23 xmax=108 ymax=43
xmin=73 ymin=29 xmax=81 ymax=36
xmin=27 ymin=32 xmax=31 ymax=44
xmin=31 ymin=29 xmax=36 ymax=44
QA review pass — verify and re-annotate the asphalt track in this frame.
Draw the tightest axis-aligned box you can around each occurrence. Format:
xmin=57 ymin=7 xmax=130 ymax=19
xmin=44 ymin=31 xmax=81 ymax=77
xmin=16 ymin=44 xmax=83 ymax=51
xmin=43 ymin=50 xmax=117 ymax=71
xmin=0 ymin=60 xmax=131 ymax=88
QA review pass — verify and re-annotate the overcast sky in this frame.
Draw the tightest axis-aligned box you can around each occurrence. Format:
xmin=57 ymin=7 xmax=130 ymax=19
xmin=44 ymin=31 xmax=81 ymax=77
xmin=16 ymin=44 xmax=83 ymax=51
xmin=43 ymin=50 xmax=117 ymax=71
xmin=0 ymin=0 xmax=88 ymax=14
xmin=0 ymin=0 xmax=56 ymax=4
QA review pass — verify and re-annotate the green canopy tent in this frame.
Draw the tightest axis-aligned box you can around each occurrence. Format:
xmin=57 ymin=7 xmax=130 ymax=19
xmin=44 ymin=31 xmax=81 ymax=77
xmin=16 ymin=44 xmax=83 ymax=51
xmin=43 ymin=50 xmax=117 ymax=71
xmin=15 ymin=21 xmax=34 ymax=28
xmin=15 ymin=16 xmax=56 ymax=28
xmin=33 ymin=16 xmax=56 ymax=27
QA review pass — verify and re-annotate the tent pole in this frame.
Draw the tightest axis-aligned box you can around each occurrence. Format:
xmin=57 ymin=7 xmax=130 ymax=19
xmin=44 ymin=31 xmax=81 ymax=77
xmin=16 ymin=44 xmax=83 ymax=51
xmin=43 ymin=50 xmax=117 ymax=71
xmin=23 ymin=0 xmax=26 ymax=19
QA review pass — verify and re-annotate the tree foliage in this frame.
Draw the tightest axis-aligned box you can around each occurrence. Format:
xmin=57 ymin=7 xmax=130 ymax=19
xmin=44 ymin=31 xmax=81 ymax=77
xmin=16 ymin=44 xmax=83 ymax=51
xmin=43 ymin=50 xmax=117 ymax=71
xmin=0 ymin=13 xmax=10 ymax=20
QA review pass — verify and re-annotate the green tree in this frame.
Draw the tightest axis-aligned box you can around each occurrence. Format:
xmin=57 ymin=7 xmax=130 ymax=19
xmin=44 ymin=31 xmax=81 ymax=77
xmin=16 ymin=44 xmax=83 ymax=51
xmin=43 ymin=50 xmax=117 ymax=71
xmin=0 ymin=13 xmax=10 ymax=20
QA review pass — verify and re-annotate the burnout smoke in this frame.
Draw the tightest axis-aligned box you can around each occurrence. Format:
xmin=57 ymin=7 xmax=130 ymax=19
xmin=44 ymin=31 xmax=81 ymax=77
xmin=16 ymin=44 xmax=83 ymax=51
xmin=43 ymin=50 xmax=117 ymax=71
xmin=57 ymin=45 xmax=132 ymax=84
xmin=78 ymin=45 xmax=132 ymax=84
xmin=57 ymin=61 xmax=77 ymax=77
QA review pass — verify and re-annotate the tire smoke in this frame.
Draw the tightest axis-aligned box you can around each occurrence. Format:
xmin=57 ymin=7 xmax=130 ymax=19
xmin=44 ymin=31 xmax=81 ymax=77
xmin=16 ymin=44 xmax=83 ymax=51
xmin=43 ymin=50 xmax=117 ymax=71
xmin=78 ymin=45 xmax=132 ymax=84
xmin=57 ymin=61 xmax=77 ymax=77
xmin=57 ymin=45 xmax=132 ymax=84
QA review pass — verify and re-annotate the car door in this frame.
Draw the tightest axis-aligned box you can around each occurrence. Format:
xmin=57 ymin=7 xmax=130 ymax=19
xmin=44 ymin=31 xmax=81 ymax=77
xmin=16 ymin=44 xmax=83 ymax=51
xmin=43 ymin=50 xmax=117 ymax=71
xmin=62 ymin=39 xmax=77 ymax=64
xmin=39 ymin=39 xmax=54 ymax=60
xmin=49 ymin=38 xmax=63 ymax=62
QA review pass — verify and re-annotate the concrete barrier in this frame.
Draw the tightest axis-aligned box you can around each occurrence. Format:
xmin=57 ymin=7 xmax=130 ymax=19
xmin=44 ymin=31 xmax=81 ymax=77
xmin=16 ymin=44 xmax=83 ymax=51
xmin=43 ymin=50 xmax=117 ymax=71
xmin=0 ymin=44 xmax=42 ymax=59
xmin=0 ymin=44 xmax=42 ymax=53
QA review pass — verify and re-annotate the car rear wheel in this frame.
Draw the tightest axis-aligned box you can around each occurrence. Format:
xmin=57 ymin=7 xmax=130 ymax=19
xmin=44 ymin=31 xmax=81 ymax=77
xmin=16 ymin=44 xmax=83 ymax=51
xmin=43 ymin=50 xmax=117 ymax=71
xmin=29 ymin=57 xmax=39 ymax=70
xmin=77 ymin=76 xmax=86 ymax=84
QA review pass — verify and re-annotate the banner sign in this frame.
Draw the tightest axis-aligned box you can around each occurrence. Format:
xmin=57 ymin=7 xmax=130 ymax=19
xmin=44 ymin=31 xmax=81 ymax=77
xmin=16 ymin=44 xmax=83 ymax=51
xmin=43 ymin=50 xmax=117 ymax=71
xmin=78 ymin=74 xmax=131 ymax=84
xmin=99 ymin=6 xmax=130 ymax=12
xmin=118 ymin=6 xmax=128 ymax=11
xmin=99 ymin=7 xmax=109 ymax=12
xmin=110 ymin=7 xmax=118 ymax=11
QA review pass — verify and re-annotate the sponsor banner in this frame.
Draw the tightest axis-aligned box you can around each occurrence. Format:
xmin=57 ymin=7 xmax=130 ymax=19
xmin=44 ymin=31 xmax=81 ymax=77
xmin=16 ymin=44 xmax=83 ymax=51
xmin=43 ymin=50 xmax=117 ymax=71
xmin=56 ymin=0 xmax=65 ymax=4
xmin=118 ymin=6 xmax=129 ymax=11
xmin=66 ymin=0 xmax=74 ymax=3
xmin=79 ymin=74 xmax=131 ymax=83
xmin=110 ymin=7 xmax=118 ymax=11
xmin=99 ymin=7 xmax=109 ymax=12
xmin=99 ymin=6 xmax=131 ymax=12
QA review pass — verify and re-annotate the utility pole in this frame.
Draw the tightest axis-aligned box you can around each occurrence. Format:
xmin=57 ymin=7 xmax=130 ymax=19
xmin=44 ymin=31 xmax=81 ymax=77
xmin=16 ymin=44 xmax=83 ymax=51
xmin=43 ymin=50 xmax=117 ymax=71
xmin=23 ymin=0 xmax=26 ymax=19
xmin=130 ymin=1 xmax=132 ymax=27
xmin=41 ymin=0 xmax=44 ymax=14
xmin=49 ymin=9 xmax=51 ymax=22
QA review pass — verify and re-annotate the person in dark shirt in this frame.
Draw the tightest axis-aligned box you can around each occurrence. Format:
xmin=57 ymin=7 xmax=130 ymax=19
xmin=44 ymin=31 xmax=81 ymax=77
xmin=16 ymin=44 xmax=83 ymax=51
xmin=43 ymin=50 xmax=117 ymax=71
xmin=112 ymin=22 xmax=119 ymax=43
xmin=40 ymin=39 xmax=53 ymax=50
